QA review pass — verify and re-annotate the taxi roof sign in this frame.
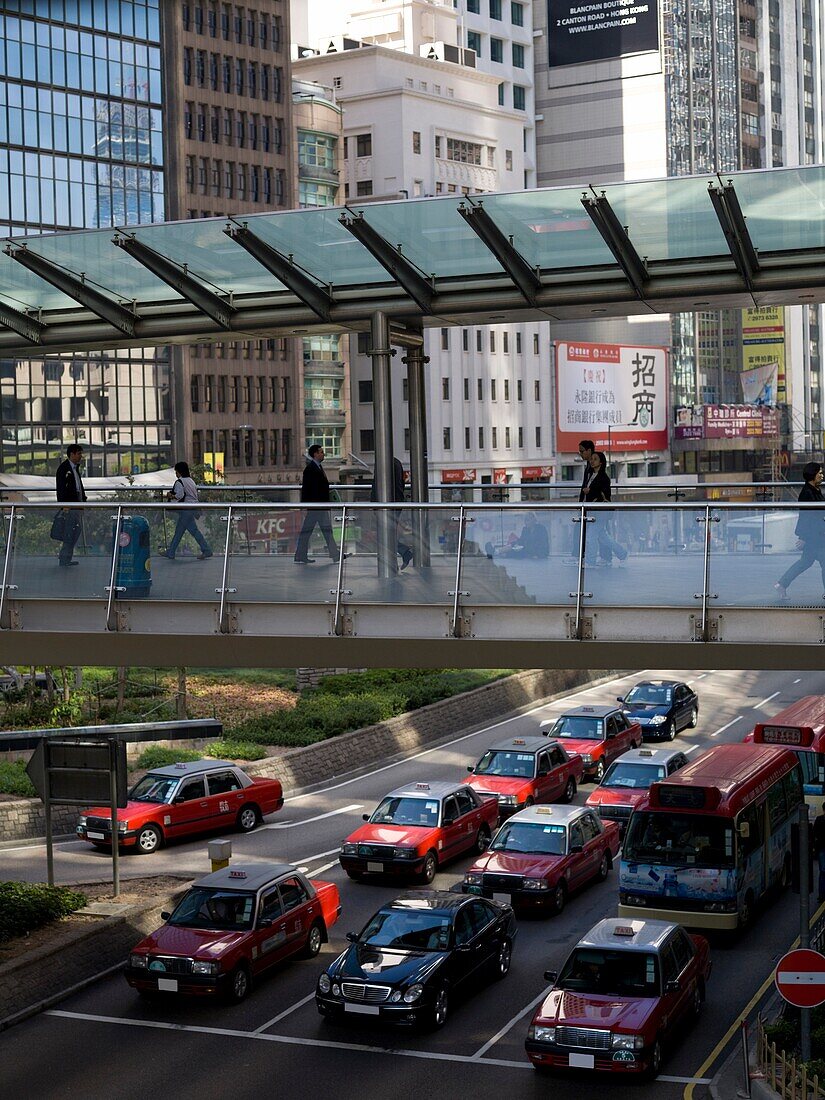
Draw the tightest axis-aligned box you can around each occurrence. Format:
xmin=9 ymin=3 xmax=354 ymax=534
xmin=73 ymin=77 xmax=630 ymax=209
xmin=613 ymin=925 xmax=636 ymax=937
xmin=512 ymin=739 xmax=526 ymax=745
xmin=535 ymin=806 xmax=553 ymax=815
xmin=414 ymin=782 xmax=430 ymax=790
xmin=228 ymin=870 xmax=248 ymax=878
xmin=639 ymin=749 xmax=653 ymax=757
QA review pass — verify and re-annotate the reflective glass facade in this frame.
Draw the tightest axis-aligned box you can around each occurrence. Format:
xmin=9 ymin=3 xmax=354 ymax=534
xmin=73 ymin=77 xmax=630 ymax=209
xmin=0 ymin=0 xmax=170 ymax=476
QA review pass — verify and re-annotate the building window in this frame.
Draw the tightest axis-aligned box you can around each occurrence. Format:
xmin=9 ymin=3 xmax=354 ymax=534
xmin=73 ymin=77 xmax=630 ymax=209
xmin=412 ymin=131 xmax=421 ymax=153
xmin=356 ymin=133 xmax=372 ymax=157
xmin=504 ymin=379 xmax=510 ymax=401
xmin=489 ymin=332 xmax=496 ymax=353
xmin=503 ymin=332 xmax=509 ymax=353
xmin=464 ymin=378 xmax=470 ymax=400
xmin=445 ymin=139 xmax=484 ymax=165
xmin=498 ymin=83 xmax=505 ymax=106
xmin=513 ymin=85 xmax=526 ymax=110
xmin=534 ymin=380 xmax=540 ymax=400
xmin=517 ymin=379 xmax=523 ymax=401
xmin=467 ymin=30 xmax=482 ymax=56
xmin=442 ymin=377 xmax=450 ymax=399
xmin=435 ymin=136 xmax=443 ymax=158
xmin=518 ymin=427 xmax=524 ymax=448
xmin=360 ymin=429 xmax=375 ymax=452
xmin=443 ymin=427 xmax=452 ymax=450
xmin=477 ymin=379 xmax=483 ymax=400
xmin=490 ymin=0 xmax=502 ymax=17
xmin=535 ymin=426 xmax=541 ymax=448
xmin=465 ymin=427 xmax=471 ymax=449
xmin=490 ymin=37 xmax=504 ymax=62
xmin=532 ymin=332 xmax=539 ymax=354
xmin=505 ymin=426 xmax=511 ymax=448
xmin=478 ymin=427 xmax=485 ymax=449
xmin=492 ymin=427 xmax=498 ymax=449
xmin=511 ymin=1 xmax=524 ymax=25
xmin=402 ymin=378 xmax=409 ymax=401
xmin=356 ymin=181 xmax=373 ymax=196
xmin=512 ymin=43 xmax=525 ymax=68
xmin=476 ymin=330 xmax=482 ymax=352
xmin=358 ymin=380 xmax=373 ymax=402
xmin=491 ymin=379 xmax=497 ymax=401
xmin=505 ymin=149 xmax=513 ymax=171
xmin=468 ymin=0 xmax=480 ymax=9
xmin=441 ymin=328 xmax=449 ymax=350
xmin=190 ymin=376 xmax=201 ymax=412
xmin=516 ymin=332 xmax=522 ymax=354
xmin=462 ymin=329 xmax=469 ymax=352
xmin=299 ymin=131 xmax=336 ymax=169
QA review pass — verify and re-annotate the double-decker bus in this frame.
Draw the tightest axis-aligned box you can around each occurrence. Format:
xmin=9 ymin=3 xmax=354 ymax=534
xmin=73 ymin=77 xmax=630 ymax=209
xmin=619 ymin=743 xmax=802 ymax=930
xmin=749 ymin=696 xmax=825 ymax=817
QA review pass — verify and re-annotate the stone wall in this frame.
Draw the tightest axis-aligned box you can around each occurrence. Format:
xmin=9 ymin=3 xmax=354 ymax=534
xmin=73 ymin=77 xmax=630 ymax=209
xmin=0 ymin=800 xmax=77 ymax=842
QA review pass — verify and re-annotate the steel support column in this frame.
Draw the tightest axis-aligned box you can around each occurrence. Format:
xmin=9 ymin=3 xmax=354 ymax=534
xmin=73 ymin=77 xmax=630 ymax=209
xmin=369 ymin=310 xmax=396 ymax=578
xmin=402 ymin=336 xmax=430 ymax=568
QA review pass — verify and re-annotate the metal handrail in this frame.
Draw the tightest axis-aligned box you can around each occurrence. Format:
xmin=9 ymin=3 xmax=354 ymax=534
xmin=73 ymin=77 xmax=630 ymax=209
xmin=0 ymin=507 xmax=17 ymax=628
xmin=215 ymin=505 xmax=236 ymax=634
xmin=330 ymin=505 xmax=350 ymax=636
xmin=104 ymin=508 xmax=125 ymax=631
xmin=449 ymin=507 xmax=471 ymax=637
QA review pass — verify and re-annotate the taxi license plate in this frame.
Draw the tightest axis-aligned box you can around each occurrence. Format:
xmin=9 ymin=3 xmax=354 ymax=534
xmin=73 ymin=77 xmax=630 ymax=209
xmin=493 ymin=892 xmax=510 ymax=905
xmin=367 ymin=862 xmax=384 ymax=873
xmin=87 ymin=831 xmax=105 ymax=840
xmin=157 ymin=978 xmax=178 ymax=992
xmin=345 ymin=1003 xmax=379 ymax=1015
xmin=569 ymin=1053 xmax=595 ymax=1069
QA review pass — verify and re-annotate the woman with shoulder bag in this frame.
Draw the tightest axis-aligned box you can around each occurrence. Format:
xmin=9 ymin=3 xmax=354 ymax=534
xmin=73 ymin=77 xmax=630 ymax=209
xmin=162 ymin=461 xmax=213 ymax=561
xmin=584 ymin=451 xmax=628 ymax=567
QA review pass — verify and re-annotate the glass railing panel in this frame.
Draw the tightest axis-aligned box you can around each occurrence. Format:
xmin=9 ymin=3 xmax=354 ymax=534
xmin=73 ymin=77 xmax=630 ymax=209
xmin=7 ymin=504 xmax=116 ymax=601
xmin=121 ymin=504 xmax=225 ymax=602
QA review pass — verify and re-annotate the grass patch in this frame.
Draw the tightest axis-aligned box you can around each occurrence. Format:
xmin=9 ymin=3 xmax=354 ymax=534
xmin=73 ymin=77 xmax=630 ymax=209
xmin=205 ymin=739 xmax=267 ymax=761
xmin=0 ymin=881 xmax=88 ymax=942
xmin=135 ymin=746 xmax=201 ymax=770
xmin=0 ymin=760 xmax=37 ymax=798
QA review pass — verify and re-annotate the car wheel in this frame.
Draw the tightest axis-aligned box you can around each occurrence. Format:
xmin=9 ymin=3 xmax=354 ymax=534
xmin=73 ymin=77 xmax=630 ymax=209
xmin=562 ymin=777 xmax=576 ymax=804
xmin=420 ymin=851 xmax=437 ymax=885
xmin=136 ymin=824 xmax=161 ymax=855
xmin=689 ymin=706 xmax=699 ymax=728
xmin=302 ymin=920 xmax=325 ymax=959
xmin=593 ymin=760 xmax=605 ymax=782
xmin=596 ymin=852 xmax=610 ymax=882
xmin=738 ymin=892 xmax=754 ymax=931
xmin=666 ymin=720 xmax=676 ymax=741
xmin=226 ymin=963 xmax=251 ymax=1004
xmin=551 ymin=881 xmax=566 ymax=915
xmin=236 ymin=804 xmax=259 ymax=833
xmin=430 ymin=985 xmax=449 ymax=1029
xmin=645 ymin=1039 xmax=663 ymax=1080
xmin=691 ymin=981 xmax=703 ymax=1020
xmin=475 ymin=825 xmax=491 ymax=854
xmin=493 ymin=939 xmax=512 ymax=981
xmin=345 ymin=870 xmax=363 ymax=882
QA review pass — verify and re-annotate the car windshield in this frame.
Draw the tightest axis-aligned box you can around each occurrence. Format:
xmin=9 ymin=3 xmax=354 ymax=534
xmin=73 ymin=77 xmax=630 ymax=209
xmin=602 ymin=762 xmax=665 ymax=790
xmin=623 ymin=811 xmax=735 ymax=868
xmin=370 ymin=796 xmax=439 ymax=827
xmin=558 ymin=948 xmax=660 ymax=997
xmin=626 ymin=685 xmax=673 ymax=705
xmin=474 ymin=750 xmax=535 ymax=778
xmin=360 ymin=908 xmax=452 ymax=951
xmin=128 ymin=773 xmax=178 ymax=804
xmin=490 ymin=821 xmax=566 ymax=855
xmin=168 ymin=887 xmax=256 ymax=931
xmin=550 ymin=716 xmax=603 ymax=740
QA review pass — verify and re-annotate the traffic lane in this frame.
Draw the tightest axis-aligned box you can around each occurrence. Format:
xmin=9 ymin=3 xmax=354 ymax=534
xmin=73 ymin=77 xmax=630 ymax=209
xmin=0 ymin=1012 xmax=690 ymax=1100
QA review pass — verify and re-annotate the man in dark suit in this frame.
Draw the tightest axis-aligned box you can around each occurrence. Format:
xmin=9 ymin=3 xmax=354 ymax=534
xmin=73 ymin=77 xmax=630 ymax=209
xmin=294 ymin=444 xmax=342 ymax=564
xmin=370 ymin=456 xmax=413 ymax=570
xmin=55 ymin=443 xmax=87 ymax=566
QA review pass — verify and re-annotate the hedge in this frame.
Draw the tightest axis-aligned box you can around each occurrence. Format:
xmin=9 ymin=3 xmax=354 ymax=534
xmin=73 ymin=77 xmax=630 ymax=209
xmin=0 ymin=881 xmax=88 ymax=943
xmin=135 ymin=746 xmax=200 ymax=770
xmin=205 ymin=740 xmax=267 ymax=761
xmin=0 ymin=760 xmax=37 ymax=798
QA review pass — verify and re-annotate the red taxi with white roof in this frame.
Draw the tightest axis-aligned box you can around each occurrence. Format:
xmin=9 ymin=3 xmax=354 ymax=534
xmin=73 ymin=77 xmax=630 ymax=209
xmin=540 ymin=705 xmax=642 ymax=782
xmin=463 ymin=804 xmax=620 ymax=915
xmin=585 ymin=747 xmax=690 ymax=835
xmin=125 ymin=863 xmax=341 ymax=1004
xmin=339 ymin=780 xmax=500 ymax=885
xmin=463 ymin=736 xmax=584 ymax=817
xmin=526 ymin=917 xmax=712 ymax=1078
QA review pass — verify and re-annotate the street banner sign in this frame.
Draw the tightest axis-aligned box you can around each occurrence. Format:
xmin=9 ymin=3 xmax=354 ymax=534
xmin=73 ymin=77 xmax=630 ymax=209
xmin=775 ymin=949 xmax=825 ymax=1008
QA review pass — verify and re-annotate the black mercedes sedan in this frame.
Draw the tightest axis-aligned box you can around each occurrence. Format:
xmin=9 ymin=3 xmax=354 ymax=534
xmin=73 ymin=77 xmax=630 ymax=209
xmin=315 ymin=891 xmax=517 ymax=1030
xmin=617 ymin=680 xmax=699 ymax=741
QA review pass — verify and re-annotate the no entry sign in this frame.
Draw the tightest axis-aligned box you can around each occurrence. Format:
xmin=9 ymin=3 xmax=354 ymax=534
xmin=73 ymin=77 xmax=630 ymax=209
xmin=775 ymin=949 xmax=825 ymax=1008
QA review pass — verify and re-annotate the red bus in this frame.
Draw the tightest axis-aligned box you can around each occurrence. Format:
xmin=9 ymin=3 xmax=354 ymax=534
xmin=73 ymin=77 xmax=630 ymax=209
xmin=750 ymin=696 xmax=825 ymax=817
xmin=620 ymin=743 xmax=803 ymax=930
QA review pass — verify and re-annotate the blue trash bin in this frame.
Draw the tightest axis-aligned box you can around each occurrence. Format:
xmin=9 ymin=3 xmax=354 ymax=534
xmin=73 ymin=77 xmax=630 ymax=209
xmin=114 ymin=516 xmax=152 ymax=597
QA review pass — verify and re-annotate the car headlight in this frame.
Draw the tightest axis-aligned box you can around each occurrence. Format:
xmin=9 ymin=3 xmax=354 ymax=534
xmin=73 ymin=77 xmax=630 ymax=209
xmin=390 ymin=990 xmax=403 ymax=1002
xmin=117 ymin=821 xmax=129 ymax=832
xmin=393 ymin=847 xmax=419 ymax=859
xmin=612 ymin=1034 xmax=645 ymax=1050
xmin=403 ymin=984 xmax=424 ymax=1003
xmin=340 ymin=842 xmax=357 ymax=856
xmin=649 ymin=715 xmax=666 ymax=725
xmin=130 ymin=954 xmax=148 ymax=969
xmin=528 ymin=1025 xmax=555 ymax=1042
xmin=523 ymin=878 xmax=550 ymax=890
xmin=318 ymin=973 xmax=331 ymax=994
xmin=464 ymin=872 xmax=483 ymax=886
xmin=582 ymin=754 xmax=593 ymax=763
xmin=498 ymin=795 xmax=518 ymax=806
xmin=191 ymin=960 xmax=218 ymax=976
xmin=78 ymin=816 xmax=87 ymax=827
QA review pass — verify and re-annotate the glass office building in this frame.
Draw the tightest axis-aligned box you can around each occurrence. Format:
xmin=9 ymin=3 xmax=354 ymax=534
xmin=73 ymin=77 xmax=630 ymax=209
xmin=0 ymin=0 xmax=171 ymax=476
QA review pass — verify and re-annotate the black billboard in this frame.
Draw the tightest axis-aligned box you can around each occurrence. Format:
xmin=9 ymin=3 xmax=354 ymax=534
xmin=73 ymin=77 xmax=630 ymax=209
xmin=547 ymin=0 xmax=660 ymax=68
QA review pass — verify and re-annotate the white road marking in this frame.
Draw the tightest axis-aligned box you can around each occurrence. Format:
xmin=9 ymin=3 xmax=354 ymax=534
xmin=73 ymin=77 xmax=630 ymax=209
xmin=471 ymin=989 xmax=547 ymax=1058
xmin=754 ymin=691 xmax=781 ymax=710
xmin=695 ymin=673 xmax=707 ymax=679
xmin=711 ymin=716 xmax=742 ymax=738
xmin=293 ymin=847 xmax=341 ymax=866
xmin=0 ymin=839 xmax=86 ymax=854
xmin=261 ymin=804 xmax=362 ymax=831
xmin=252 ymin=992 xmax=316 ymax=1033
xmin=305 ymin=858 xmax=340 ymax=876
xmin=794 ymin=678 xmax=803 ymax=684
xmin=686 ymin=745 xmax=703 ymax=755
xmin=657 ymin=1077 xmax=712 ymax=1085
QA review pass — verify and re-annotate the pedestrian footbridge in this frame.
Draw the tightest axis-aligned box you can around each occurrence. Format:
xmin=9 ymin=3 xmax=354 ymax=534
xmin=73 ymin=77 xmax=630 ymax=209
xmin=2 ymin=501 xmax=824 ymax=670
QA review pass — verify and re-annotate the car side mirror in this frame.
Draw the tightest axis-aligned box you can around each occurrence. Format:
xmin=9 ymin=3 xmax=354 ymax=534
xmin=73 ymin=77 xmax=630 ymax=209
xmin=160 ymin=911 xmax=171 ymax=921
xmin=738 ymin=822 xmax=750 ymax=838
xmin=346 ymin=931 xmax=359 ymax=943
xmin=362 ymin=813 xmax=370 ymax=821
xmin=616 ymin=697 xmax=624 ymax=704
xmin=174 ymin=795 xmax=186 ymax=804
xmin=467 ymin=765 xmax=474 ymax=773
xmin=258 ymin=917 xmax=273 ymax=929
xmin=665 ymin=979 xmax=680 ymax=994
xmin=444 ymin=814 xmax=456 ymax=825
xmin=538 ymin=769 xmax=548 ymax=777
xmin=569 ymin=843 xmax=583 ymax=853
xmin=544 ymin=970 xmax=558 ymax=984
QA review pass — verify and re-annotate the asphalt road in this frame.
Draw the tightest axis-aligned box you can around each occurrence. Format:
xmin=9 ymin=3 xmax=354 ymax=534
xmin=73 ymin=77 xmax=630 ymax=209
xmin=1 ymin=666 xmax=820 ymax=1100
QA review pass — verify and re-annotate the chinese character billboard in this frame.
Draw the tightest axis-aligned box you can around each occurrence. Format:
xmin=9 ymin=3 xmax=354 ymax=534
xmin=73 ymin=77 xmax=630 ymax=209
xmin=547 ymin=0 xmax=660 ymax=69
xmin=742 ymin=306 xmax=785 ymax=402
xmin=555 ymin=341 xmax=669 ymax=453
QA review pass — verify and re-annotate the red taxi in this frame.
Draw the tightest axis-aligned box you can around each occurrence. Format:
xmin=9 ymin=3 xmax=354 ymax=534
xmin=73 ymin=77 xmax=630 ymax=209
xmin=540 ymin=705 xmax=642 ymax=782
xmin=77 ymin=760 xmax=284 ymax=854
xmin=526 ymin=917 xmax=712 ymax=1078
xmin=126 ymin=863 xmax=340 ymax=1003
xmin=463 ymin=736 xmax=584 ymax=817
xmin=585 ymin=747 xmax=690 ymax=836
xmin=339 ymin=780 xmax=500 ymax=884
xmin=463 ymin=804 xmax=620 ymax=915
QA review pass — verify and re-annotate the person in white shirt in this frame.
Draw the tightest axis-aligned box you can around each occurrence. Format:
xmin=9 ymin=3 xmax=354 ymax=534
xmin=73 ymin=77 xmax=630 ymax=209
xmin=162 ymin=461 xmax=212 ymax=561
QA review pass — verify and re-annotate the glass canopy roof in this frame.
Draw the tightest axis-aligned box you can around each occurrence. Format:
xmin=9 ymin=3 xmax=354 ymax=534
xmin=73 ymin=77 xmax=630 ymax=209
xmin=0 ymin=165 xmax=823 ymax=355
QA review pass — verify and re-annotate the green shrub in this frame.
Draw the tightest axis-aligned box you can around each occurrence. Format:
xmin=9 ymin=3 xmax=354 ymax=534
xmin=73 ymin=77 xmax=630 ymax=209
xmin=135 ymin=746 xmax=201 ymax=770
xmin=0 ymin=760 xmax=37 ymax=798
xmin=765 ymin=1018 xmax=799 ymax=1052
xmin=0 ymin=881 xmax=87 ymax=943
xmin=801 ymin=1059 xmax=825 ymax=1082
xmin=205 ymin=740 xmax=267 ymax=761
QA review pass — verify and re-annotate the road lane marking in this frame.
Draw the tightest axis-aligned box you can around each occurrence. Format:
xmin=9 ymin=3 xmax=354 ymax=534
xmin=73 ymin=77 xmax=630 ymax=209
xmin=794 ymin=678 xmax=803 ymax=684
xmin=685 ymin=745 xmax=702 ymax=755
xmin=306 ymin=859 xmax=340 ymax=876
xmin=754 ymin=691 xmax=781 ymax=709
xmin=252 ymin=992 xmax=316 ymax=1033
xmin=472 ymin=989 xmax=547 ymax=1058
xmin=262 ymin=805 xmax=362 ymax=830
xmin=710 ymin=716 xmax=742 ymax=738
xmin=294 ymin=847 xmax=341 ymax=865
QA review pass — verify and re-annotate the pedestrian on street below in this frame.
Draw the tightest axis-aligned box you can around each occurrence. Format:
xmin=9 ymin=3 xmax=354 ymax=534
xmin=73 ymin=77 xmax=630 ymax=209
xmin=162 ymin=461 xmax=212 ymax=561
xmin=55 ymin=443 xmax=87 ymax=567
xmin=485 ymin=513 xmax=549 ymax=560
xmin=370 ymin=455 xmax=413 ymax=571
xmin=584 ymin=451 xmax=628 ymax=566
xmin=812 ymin=809 xmax=825 ymax=902
xmin=775 ymin=461 xmax=825 ymax=600
xmin=294 ymin=444 xmax=344 ymax=564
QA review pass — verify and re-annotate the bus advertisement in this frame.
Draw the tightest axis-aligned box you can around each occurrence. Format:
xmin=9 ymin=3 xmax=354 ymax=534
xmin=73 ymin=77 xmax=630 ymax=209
xmin=750 ymin=696 xmax=825 ymax=817
xmin=619 ymin=744 xmax=802 ymax=931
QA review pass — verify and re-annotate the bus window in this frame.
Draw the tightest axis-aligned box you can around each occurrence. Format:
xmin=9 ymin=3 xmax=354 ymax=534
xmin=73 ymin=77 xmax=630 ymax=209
xmin=737 ymin=802 xmax=764 ymax=861
xmin=782 ymin=768 xmax=804 ymax=816
xmin=767 ymin=783 xmax=788 ymax=833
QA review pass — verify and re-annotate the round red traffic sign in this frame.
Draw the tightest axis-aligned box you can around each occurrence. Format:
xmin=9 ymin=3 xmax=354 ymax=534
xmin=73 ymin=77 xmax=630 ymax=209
xmin=775 ymin=949 xmax=825 ymax=1008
